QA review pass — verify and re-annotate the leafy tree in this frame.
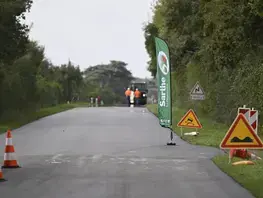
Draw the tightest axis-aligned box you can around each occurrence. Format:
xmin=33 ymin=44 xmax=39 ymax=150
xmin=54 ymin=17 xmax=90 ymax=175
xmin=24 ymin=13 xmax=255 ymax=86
xmin=0 ymin=0 xmax=137 ymax=121
xmin=0 ymin=0 xmax=33 ymax=64
xmin=84 ymin=60 xmax=134 ymax=104
xmin=144 ymin=0 xmax=263 ymax=126
xmin=143 ymin=23 xmax=159 ymax=77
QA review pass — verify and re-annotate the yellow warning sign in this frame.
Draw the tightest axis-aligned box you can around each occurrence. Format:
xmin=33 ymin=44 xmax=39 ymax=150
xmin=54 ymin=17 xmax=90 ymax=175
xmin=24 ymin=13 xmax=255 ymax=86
xmin=220 ymin=113 xmax=263 ymax=149
xmin=177 ymin=109 xmax=202 ymax=128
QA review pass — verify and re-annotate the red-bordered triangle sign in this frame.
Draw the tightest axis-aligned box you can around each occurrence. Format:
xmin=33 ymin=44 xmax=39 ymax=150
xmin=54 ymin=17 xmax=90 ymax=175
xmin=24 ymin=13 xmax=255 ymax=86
xmin=177 ymin=109 xmax=202 ymax=129
xmin=220 ymin=113 xmax=263 ymax=149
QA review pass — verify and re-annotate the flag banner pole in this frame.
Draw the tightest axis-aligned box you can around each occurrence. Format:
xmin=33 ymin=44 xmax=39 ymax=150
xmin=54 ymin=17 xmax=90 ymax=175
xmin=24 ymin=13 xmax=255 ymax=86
xmin=154 ymin=36 xmax=175 ymax=146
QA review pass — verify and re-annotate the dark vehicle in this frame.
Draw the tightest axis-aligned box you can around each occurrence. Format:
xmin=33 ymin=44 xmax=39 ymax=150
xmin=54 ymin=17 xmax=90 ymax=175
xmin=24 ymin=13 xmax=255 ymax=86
xmin=130 ymin=82 xmax=148 ymax=105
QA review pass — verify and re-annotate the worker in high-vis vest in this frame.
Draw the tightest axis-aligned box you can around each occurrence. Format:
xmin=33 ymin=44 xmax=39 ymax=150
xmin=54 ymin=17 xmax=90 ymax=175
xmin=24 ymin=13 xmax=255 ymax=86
xmin=134 ymin=88 xmax=141 ymax=106
xmin=125 ymin=88 xmax=131 ymax=106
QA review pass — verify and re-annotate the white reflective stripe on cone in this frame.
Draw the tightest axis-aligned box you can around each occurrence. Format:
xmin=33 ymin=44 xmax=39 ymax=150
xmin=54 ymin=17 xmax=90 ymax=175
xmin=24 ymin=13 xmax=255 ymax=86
xmin=5 ymin=138 xmax=12 ymax=146
xmin=4 ymin=153 xmax=17 ymax=161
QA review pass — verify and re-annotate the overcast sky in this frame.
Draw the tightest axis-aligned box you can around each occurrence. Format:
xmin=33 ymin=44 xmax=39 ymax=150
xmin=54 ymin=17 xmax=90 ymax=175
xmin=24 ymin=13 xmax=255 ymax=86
xmin=25 ymin=0 xmax=155 ymax=78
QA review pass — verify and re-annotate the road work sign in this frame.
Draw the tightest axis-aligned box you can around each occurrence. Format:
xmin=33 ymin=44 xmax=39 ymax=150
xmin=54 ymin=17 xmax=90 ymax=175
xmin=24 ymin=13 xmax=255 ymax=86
xmin=220 ymin=113 xmax=263 ymax=149
xmin=177 ymin=109 xmax=202 ymax=129
xmin=190 ymin=81 xmax=205 ymax=100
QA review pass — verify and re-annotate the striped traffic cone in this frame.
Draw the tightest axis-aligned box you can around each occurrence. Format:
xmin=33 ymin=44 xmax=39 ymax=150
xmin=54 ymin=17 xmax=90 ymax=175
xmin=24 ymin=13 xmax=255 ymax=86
xmin=0 ymin=165 xmax=6 ymax=182
xmin=2 ymin=129 xmax=20 ymax=168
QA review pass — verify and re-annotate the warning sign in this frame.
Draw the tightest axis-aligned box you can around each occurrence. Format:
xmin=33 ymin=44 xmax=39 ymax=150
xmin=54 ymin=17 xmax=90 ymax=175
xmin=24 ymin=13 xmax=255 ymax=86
xmin=190 ymin=81 xmax=205 ymax=100
xmin=220 ymin=113 xmax=263 ymax=149
xmin=177 ymin=109 xmax=202 ymax=128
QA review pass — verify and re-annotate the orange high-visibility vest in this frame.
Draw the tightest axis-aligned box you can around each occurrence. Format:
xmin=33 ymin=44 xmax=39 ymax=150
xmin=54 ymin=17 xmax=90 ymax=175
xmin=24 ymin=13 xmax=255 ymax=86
xmin=125 ymin=90 xmax=131 ymax=96
xmin=135 ymin=90 xmax=141 ymax=98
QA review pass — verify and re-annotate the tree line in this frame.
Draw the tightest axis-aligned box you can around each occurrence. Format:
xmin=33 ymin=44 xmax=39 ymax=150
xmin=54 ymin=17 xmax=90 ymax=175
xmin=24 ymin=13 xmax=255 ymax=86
xmin=0 ymin=1 xmax=134 ymax=122
xmin=144 ymin=0 xmax=263 ymax=126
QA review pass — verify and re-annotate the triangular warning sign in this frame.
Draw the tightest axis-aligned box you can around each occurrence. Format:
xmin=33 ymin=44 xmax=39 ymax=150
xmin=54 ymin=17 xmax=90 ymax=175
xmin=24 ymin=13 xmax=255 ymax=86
xmin=177 ymin=109 xmax=202 ymax=128
xmin=190 ymin=82 xmax=204 ymax=95
xmin=220 ymin=113 xmax=263 ymax=149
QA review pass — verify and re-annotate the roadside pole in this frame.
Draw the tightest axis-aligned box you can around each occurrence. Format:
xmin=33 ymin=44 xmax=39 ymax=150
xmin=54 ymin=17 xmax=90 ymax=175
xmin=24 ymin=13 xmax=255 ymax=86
xmin=188 ymin=81 xmax=205 ymax=137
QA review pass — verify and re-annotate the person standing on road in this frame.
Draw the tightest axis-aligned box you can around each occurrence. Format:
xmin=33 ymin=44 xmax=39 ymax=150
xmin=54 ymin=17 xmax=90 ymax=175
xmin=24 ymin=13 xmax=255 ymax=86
xmin=125 ymin=88 xmax=131 ymax=106
xmin=90 ymin=97 xmax=94 ymax=107
xmin=97 ymin=96 xmax=101 ymax=106
xmin=134 ymin=88 xmax=141 ymax=106
xmin=130 ymin=89 xmax=135 ymax=107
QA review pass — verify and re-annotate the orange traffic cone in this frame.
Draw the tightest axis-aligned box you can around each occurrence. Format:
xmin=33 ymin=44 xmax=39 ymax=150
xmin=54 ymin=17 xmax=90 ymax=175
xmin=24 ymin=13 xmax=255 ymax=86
xmin=2 ymin=129 xmax=20 ymax=168
xmin=0 ymin=165 xmax=6 ymax=182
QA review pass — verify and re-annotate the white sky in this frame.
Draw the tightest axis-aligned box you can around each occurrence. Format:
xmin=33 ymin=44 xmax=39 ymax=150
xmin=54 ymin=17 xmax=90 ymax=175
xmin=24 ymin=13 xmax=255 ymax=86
xmin=25 ymin=0 xmax=155 ymax=78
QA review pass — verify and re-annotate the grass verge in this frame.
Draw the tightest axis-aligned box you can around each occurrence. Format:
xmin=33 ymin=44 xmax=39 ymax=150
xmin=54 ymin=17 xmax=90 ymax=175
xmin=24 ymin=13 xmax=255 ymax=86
xmin=147 ymin=104 xmax=228 ymax=147
xmin=0 ymin=102 xmax=89 ymax=134
xmin=212 ymin=155 xmax=263 ymax=198
xmin=147 ymin=104 xmax=263 ymax=198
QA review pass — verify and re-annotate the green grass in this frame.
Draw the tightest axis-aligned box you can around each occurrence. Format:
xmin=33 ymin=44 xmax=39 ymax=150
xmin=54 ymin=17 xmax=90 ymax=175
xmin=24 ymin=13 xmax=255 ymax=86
xmin=0 ymin=102 xmax=89 ymax=134
xmin=213 ymin=155 xmax=263 ymax=198
xmin=147 ymin=104 xmax=263 ymax=198
xmin=147 ymin=104 xmax=228 ymax=147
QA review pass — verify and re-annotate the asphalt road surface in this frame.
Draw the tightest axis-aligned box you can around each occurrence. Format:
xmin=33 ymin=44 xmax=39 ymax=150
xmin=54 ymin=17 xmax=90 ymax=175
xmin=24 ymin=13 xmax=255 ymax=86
xmin=0 ymin=107 xmax=254 ymax=198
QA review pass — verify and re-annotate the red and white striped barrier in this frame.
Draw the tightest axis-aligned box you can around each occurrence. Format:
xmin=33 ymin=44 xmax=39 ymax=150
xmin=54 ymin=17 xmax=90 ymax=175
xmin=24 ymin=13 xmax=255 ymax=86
xmin=238 ymin=105 xmax=250 ymax=122
xmin=250 ymin=108 xmax=258 ymax=134
xmin=237 ymin=105 xmax=258 ymax=134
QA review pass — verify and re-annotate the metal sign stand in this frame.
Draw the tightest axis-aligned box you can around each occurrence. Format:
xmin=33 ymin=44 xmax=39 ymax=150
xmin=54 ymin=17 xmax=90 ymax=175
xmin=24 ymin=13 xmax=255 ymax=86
xmin=188 ymin=81 xmax=205 ymax=137
xmin=167 ymin=128 xmax=176 ymax=146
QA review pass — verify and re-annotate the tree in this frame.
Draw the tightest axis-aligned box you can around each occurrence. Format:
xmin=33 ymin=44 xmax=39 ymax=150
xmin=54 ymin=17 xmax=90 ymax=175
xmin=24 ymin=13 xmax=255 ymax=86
xmin=143 ymin=22 xmax=159 ymax=77
xmin=143 ymin=0 xmax=263 ymax=124
xmin=0 ymin=0 xmax=137 ymax=121
xmin=0 ymin=0 xmax=33 ymax=64
xmin=83 ymin=61 xmax=134 ymax=104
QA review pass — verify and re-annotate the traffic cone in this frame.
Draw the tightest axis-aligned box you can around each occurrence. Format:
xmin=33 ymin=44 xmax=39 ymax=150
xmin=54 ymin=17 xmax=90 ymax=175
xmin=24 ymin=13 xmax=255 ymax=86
xmin=2 ymin=129 xmax=20 ymax=168
xmin=0 ymin=165 xmax=6 ymax=182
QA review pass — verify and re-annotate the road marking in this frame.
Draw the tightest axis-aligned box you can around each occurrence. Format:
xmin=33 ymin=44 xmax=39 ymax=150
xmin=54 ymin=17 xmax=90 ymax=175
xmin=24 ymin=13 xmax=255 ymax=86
xmin=46 ymin=154 xmax=64 ymax=164
xmin=173 ymin=159 xmax=187 ymax=163
xmin=144 ymin=166 xmax=151 ymax=170
xmin=128 ymin=161 xmax=135 ymax=165
xmin=196 ymin=172 xmax=208 ymax=176
xmin=173 ymin=166 xmax=188 ymax=171
xmin=129 ymin=158 xmax=148 ymax=163
xmin=91 ymin=154 xmax=103 ymax=163
xmin=101 ymin=160 xmax=108 ymax=164
xmin=51 ymin=161 xmax=61 ymax=164
xmin=76 ymin=156 xmax=88 ymax=167
xmin=198 ymin=156 xmax=208 ymax=159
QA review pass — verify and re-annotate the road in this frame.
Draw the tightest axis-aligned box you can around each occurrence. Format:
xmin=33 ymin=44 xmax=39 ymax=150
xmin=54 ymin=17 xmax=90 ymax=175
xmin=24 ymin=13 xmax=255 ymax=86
xmin=0 ymin=107 xmax=254 ymax=198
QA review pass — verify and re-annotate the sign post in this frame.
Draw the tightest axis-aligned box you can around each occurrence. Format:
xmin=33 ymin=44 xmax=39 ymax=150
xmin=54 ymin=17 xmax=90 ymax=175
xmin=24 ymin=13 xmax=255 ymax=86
xmin=154 ymin=37 xmax=175 ymax=146
xmin=189 ymin=81 xmax=205 ymax=127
